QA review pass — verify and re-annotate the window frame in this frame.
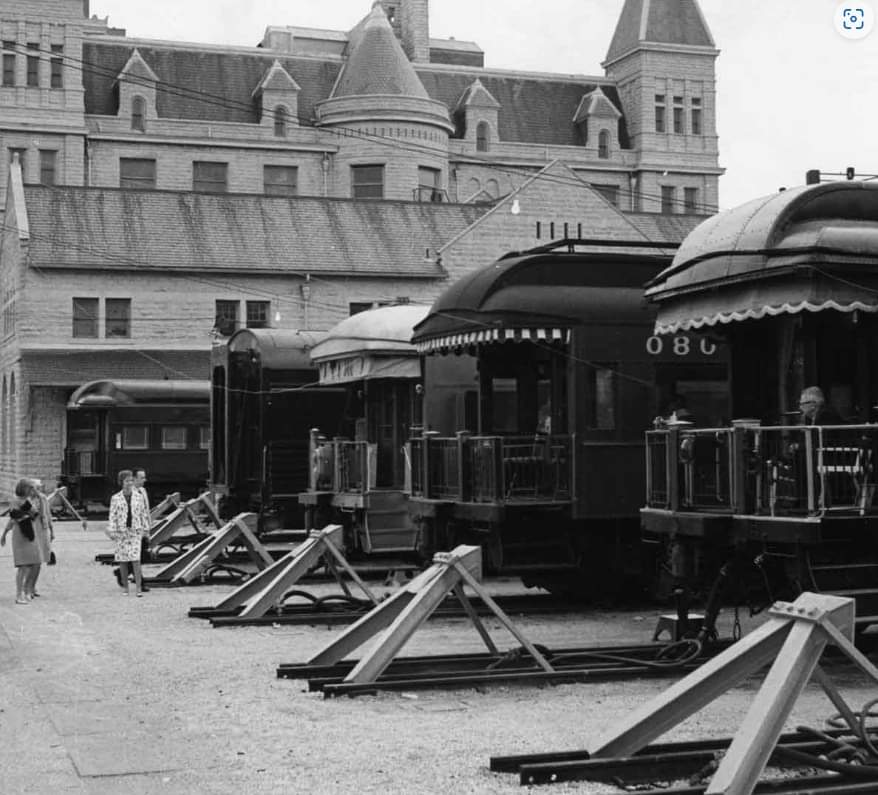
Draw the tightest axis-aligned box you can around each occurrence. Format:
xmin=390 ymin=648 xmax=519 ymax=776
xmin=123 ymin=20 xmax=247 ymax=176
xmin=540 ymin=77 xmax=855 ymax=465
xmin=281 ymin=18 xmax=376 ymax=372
xmin=72 ymin=297 xmax=99 ymax=339
xmin=683 ymin=187 xmax=698 ymax=214
xmin=39 ymin=149 xmax=57 ymax=186
xmin=160 ymin=426 xmax=188 ymax=451
xmin=131 ymin=96 xmax=146 ymax=132
xmin=672 ymin=96 xmax=684 ymax=134
xmin=1 ymin=42 xmax=15 ymax=87
xmin=120 ymin=426 xmax=149 ymax=451
xmin=476 ymin=121 xmax=489 ymax=152
xmin=273 ymin=106 xmax=287 ymax=137
xmin=214 ymin=300 xmax=239 ymax=335
xmin=105 ymin=298 xmax=131 ymax=339
xmin=50 ymin=44 xmax=63 ymax=88
xmin=119 ymin=157 xmax=157 ymax=189
xmin=246 ymin=300 xmax=269 ymax=329
xmin=661 ymin=185 xmax=676 ymax=215
xmin=690 ymin=98 xmax=702 ymax=136
xmin=199 ymin=426 xmax=210 ymax=450
xmin=25 ymin=43 xmax=38 ymax=87
xmin=654 ymin=94 xmax=666 ymax=134
xmin=351 ymin=164 xmax=385 ymax=199
xmin=193 ymin=161 xmax=229 ymax=193
xmin=263 ymin=164 xmax=298 ymax=197
xmin=597 ymin=129 xmax=610 ymax=159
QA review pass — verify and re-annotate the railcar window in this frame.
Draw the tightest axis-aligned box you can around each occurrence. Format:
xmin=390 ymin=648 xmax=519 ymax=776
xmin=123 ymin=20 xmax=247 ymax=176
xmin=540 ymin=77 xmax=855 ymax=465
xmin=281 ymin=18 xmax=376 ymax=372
xmin=161 ymin=426 xmax=187 ymax=450
xmin=492 ymin=378 xmax=518 ymax=433
xmin=587 ymin=366 xmax=616 ymax=430
xmin=199 ymin=426 xmax=210 ymax=450
xmin=119 ymin=426 xmax=148 ymax=450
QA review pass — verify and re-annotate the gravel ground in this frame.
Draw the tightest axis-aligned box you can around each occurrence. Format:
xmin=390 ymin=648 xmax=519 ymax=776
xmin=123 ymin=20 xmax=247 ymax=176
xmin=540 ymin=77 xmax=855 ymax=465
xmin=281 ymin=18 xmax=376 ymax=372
xmin=1 ymin=521 xmax=875 ymax=794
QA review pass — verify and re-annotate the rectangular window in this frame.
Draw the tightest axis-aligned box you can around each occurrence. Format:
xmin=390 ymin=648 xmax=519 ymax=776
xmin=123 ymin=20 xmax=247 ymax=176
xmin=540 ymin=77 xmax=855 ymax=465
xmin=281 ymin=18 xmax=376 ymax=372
xmin=654 ymin=94 xmax=666 ymax=133
xmin=121 ymin=426 xmax=148 ymax=450
xmin=246 ymin=300 xmax=269 ymax=329
xmin=672 ymin=96 xmax=684 ymax=134
xmin=587 ymin=366 xmax=616 ymax=430
xmin=690 ymin=98 xmax=702 ymax=135
xmin=214 ymin=299 xmax=239 ymax=335
xmin=684 ymin=187 xmax=698 ymax=213
xmin=593 ymin=184 xmax=619 ymax=207
xmin=72 ymin=297 xmax=98 ymax=338
xmin=8 ymin=148 xmax=26 ymax=180
xmin=199 ymin=426 xmax=210 ymax=450
xmin=1 ymin=42 xmax=14 ymax=87
xmin=416 ymin=166 xmax=442 ymax=202
xmin=661 ymin=185 xmax=676 ymax=215
xmin=39 ymin=150 xmax=56 ymax=186
xmin=119 ymin=158 xmax=156 ymax=189
xmin=263 ymin=165 xmax=298 ymax=197
xmin=491 ymin=377 xmax=519 ymax=433
xmin=50 ymin=44 xmax=63 ymax=88
xmin=105 ymin=298 xmax=131 ymax=338
xmin=351 ymin=164 xmax=384 ymax=199
xmin=161 ymin=426 xmax=187 ymax=451
xmin=26 ymin=43 xmax=38 ymax=87
xmin=193 ymin=161 xmax=228 ymax=193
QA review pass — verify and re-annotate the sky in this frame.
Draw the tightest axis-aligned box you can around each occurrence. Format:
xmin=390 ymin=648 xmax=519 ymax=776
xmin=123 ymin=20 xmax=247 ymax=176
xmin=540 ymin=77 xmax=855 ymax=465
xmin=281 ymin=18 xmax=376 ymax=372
xmin=88 ymin=0 xmax=878 ymax=210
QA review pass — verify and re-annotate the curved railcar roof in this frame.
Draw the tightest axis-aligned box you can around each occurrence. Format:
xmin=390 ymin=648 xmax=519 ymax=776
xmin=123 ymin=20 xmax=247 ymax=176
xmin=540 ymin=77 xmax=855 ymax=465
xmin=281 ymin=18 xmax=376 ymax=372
xmin=227 ymin=328 xmax=324 ymax=370
xmin=67 ymin=379 xmax=209 ymax=408
xmin=310 ymin=304 xmax=430 ymax=384
xmin=310 ymin=305 xmax=431 ymax=361
xmin=413 ymin=243 xmax=671 ymax=352
xmin=646 ymin=182 xmax=878 ymax=333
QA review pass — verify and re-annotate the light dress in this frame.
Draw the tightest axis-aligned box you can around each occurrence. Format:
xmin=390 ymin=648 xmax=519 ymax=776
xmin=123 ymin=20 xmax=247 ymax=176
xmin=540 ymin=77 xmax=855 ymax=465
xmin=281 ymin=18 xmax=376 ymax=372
xmin=8 ymin=499 xmax=40 ymax=567
xmin=107 ymin=488 xmax=150 ymax=563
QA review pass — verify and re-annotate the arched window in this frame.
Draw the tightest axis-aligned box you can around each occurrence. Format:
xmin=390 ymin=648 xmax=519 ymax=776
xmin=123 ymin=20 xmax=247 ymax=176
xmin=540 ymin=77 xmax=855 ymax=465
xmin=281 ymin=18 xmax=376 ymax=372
xmin=598 ymin=129 xmax=610 ymax=159
xmin=476 ymin=121 xmax=489 ymax=152
xmin=485 ymin=178 xmax=500 ymax=198
xmin=131 ymin=96 xmax=146 ymax=132
xmin=274 ymin=107 xmax=287 ymax=137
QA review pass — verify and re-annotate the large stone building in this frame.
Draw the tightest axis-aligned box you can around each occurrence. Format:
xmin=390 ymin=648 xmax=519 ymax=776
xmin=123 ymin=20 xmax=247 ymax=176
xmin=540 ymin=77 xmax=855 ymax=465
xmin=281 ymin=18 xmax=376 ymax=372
xmin=0 ymin=0 xmax=720 ymax=493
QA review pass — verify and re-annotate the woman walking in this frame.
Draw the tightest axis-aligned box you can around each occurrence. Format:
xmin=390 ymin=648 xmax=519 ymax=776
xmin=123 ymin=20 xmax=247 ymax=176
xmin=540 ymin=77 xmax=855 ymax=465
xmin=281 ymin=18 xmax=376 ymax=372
xmin=107 ymin=469 xmax=150 ymax=596
xmin=25 ymin=478 xmax=54 ymax=598
xmin=1 ymin=479 xmax=42 ymax=603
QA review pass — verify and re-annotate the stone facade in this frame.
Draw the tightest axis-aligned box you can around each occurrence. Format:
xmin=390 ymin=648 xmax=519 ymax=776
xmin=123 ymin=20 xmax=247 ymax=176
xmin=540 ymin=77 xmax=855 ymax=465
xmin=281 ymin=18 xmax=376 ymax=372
xmin=0 ymin=0 xmax=722 ymax=493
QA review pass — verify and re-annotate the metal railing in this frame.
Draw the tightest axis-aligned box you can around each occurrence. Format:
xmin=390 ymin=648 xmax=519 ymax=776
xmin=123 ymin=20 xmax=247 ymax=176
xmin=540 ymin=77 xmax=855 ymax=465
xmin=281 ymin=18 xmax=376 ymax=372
xmin=308 ymin=434 xmax=375 ymax=495
xmin=63 ymin=448 xmax=100 ymax=476
xmin=645 ymin=423 xmax=878 ymax=517
xmin=406 ymin=432 xmax=573 ymax=505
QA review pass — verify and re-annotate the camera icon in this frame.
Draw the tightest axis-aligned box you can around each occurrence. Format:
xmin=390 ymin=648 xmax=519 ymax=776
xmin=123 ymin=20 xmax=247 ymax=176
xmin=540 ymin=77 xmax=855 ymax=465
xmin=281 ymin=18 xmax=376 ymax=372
xmin=835 ymin=2 xmax=874 ymax=38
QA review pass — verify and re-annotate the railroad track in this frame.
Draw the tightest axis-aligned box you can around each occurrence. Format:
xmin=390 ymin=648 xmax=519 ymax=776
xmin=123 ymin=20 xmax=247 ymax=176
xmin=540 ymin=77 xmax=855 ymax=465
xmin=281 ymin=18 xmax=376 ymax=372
xmin=277 ymin=639 xmax=736 ymax=698
xmin=188 ymin=592 xmax=582 ymax=626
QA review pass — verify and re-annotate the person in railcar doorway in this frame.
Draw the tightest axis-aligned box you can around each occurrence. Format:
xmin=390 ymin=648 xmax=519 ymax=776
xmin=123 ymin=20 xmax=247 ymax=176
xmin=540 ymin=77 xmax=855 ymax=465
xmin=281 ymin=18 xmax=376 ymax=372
xmin=798 ymin=386 xmax=845 ymax=426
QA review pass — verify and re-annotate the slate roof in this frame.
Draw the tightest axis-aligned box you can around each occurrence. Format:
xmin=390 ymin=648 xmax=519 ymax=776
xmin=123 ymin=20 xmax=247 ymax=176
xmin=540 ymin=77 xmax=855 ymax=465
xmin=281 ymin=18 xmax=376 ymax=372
xmin=623 ymin=212 xmax=705 ymax=245
xmin=21 ymin=350 xmax=209 ymax=387
xmin=22 ymin=186 xmax=487 ymax=277
xmin=82 ymin=40 xmax=628 ymax=146
xmin=332 ymin=4 xmax=429 ymax=99
xmin=605 ymin=0 xmax=716 ymax=63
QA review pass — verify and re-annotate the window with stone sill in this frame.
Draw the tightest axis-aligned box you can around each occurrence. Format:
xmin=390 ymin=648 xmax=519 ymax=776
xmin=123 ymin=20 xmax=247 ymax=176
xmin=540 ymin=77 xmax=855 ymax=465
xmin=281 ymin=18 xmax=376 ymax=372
xmin=50 ymin=45 xmax=63 ymax=88
xmin=26 ymin=43 xmax=38 ymax=87
xmin=131 ymin=96 xmax=146 ymax=132
xmin=351 ymin=164 xmax=384 ymax=199
xmin=105 ymin=298 xmax=131 ymax=338
xmin=476 ymin=121 xmax=489 ymax=152
xmin=72 ymin=297 xmax=99 ymax=338
xmin=597 ymin=130 xmax=610 ymax=159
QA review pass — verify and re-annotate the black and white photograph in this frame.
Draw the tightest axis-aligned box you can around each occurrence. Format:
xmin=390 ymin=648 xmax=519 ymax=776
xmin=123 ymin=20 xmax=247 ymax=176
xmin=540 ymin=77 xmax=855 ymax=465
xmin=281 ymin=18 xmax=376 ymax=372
xmin=1 ymin=1 xmax=877 ymax=793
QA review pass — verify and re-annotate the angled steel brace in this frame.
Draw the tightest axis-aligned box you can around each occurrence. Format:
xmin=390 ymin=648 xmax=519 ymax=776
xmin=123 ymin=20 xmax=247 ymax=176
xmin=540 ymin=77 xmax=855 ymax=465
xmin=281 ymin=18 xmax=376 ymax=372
xmin=305 ymin=545 xmax=554 ymax=687
xmin=148 ymin=492 xmax=221 ymax=548
xmin=149 ymin=491 xmax=180 ymax=522
xmin=46 ymin=486 xmax=88 ymax=530
xmin=588 ymin=592 xmax=861 ymax=795
xmin=148 ymin=512 xmax=265 ymax=584
xmin=209 ymin=524 xmax=378 ymax=618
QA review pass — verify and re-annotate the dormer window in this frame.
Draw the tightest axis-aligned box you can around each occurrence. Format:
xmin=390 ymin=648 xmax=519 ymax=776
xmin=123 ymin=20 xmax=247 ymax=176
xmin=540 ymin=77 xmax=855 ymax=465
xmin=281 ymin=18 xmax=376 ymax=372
xmin=476 ymin=121 xmax=489 ymax=152
xmin=273 ymin=106 xmax=287 ymax=137
xmin=131 ymin=96 xmax=146 ymax=132
xmin=598 ymin=130 xmax=610 ymax=159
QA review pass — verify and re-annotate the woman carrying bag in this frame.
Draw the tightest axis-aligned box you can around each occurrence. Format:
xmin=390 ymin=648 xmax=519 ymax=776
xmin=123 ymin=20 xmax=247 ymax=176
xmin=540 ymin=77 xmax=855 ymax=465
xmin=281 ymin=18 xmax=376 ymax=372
xmin=1 ymin=479 xmax=42 ymax=603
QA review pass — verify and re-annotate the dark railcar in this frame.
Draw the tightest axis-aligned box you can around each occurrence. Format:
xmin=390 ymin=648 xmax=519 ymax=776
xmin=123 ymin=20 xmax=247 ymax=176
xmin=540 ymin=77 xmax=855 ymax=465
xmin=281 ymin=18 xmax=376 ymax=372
xmin=299 ymin=305 xmax=431 ymax=555
xmin=641 ymin=181 xmax=878 ymax=633
xmin=409 ymin=239 xmax=728 ymax=595
xmin=63 ymin=379 xmax=210 ymax=507
xmin=210 ymin=328 xmax=346 ymax=529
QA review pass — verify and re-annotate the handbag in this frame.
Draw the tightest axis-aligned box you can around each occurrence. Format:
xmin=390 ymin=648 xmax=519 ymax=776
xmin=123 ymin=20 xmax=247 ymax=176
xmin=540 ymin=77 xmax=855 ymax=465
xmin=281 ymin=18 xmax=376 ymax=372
xmin=48 ymin=550 xmax=57 ymax=566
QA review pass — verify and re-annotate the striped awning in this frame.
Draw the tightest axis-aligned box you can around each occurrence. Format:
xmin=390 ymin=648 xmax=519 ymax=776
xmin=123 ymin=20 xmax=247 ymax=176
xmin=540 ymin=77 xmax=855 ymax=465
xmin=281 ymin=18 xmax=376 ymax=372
xmin=415 ymin=326 xmax=569 ymax=353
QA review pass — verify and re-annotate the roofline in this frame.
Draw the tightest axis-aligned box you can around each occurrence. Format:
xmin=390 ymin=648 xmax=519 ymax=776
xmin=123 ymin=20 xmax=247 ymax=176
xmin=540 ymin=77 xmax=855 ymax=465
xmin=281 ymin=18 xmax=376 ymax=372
xmin=602 ymin=41 xmax=719 ymax=70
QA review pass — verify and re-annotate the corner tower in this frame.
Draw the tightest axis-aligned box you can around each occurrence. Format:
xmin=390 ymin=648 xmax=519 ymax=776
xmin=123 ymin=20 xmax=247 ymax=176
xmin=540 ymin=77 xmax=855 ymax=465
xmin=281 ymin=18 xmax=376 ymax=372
xmin=603 ymin=0 xmax=721 ymax=213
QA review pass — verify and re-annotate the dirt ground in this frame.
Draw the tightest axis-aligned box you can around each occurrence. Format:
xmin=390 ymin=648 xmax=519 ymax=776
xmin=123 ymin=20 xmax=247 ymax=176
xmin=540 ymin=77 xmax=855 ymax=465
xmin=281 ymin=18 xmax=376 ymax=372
xmin=1 ymin=521 xmax=875 ymax=795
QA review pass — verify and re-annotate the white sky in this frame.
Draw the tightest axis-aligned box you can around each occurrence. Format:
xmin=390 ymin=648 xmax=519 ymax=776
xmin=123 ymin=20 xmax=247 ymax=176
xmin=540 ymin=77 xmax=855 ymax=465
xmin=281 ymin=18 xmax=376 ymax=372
xmin=88 ymin=0 xmax=878 ymax=210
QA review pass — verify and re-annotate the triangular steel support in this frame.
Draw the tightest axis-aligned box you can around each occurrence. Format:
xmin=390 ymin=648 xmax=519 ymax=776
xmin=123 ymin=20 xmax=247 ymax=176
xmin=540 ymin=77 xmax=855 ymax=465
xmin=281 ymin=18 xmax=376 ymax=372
xmin=148 ymin=512 xmax=267 ymax=585
xmin=206 ymin=524 xmax=379 ymax=618
xmin=589 ymin=592 xmax=878 ymax=795
xmin=148 ymin=491 xmax=222 ymax=550
xmin=46 ymin=486 xmax=88 ymax=530
xmin=306 ymin=545 xmax=554 ymax=687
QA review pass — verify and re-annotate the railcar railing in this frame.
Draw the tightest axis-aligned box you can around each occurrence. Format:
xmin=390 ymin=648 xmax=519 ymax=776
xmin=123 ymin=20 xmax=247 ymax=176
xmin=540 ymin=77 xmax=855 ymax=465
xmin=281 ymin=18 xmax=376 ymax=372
xmin=405 ymin=432 xmax=573 ymax=505
xmin=307 ymin=432 xmax=375 ymax=495
xmin=63 ymin=448 xmax=101 ymax=476
xmin=645 ymin=423 xmax=878 ymax=517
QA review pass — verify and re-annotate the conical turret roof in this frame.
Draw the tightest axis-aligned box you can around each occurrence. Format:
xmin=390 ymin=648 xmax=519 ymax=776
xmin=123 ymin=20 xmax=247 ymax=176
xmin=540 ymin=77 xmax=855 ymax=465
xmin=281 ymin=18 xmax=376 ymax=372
xmin=333 ymin=3 xmax=429 ymax=99
xmin=605 ymin=0 xmax=715 ymax=65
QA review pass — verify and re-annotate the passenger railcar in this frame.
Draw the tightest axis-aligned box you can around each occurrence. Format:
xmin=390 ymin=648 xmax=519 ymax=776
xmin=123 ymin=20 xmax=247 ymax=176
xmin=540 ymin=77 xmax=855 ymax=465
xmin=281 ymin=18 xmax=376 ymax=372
xmin=299 ymin=304 xmax=431 ymax=555
xmin=210 ymin=328 xmax=346 ymax=528
xmin=63 ymin=379 xmax=210 ymax=507
xmin=409 ymin=239 xmax=728 ymax=595
xmin=641 ymin=181 xmax=878 ymax=633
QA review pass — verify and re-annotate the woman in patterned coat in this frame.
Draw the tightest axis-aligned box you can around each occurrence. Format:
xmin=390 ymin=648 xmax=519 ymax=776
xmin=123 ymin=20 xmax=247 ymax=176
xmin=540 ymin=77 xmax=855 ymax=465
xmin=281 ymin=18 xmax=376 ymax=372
xmin=106 ymin=469 xmax=150 ymax=596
